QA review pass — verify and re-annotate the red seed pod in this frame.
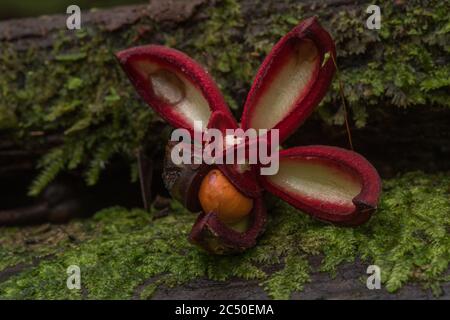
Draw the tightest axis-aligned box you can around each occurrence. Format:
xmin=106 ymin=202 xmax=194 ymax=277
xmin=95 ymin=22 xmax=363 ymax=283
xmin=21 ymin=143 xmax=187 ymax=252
xmin=117 ymin=17 xmax=381 ymax=254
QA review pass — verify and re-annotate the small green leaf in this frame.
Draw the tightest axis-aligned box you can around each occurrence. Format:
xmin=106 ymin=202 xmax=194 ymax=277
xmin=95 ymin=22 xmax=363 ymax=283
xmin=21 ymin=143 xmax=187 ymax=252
xmin=55 ymin=52 xmax=87 ymax=62
xmin=67 ymin=77 xmax=84 ymax=90
xmin=322 ymin=51 xmax=331 ymax=67
xmin=64 ymin=115 xmax=92 ymax=135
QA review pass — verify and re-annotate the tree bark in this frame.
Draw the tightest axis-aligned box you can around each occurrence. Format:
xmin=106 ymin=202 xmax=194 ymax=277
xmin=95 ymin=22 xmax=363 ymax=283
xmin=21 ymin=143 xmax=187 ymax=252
xmin=150 ymin=258 xmax=450 ymax=300
xmin=0 ymin=1 xmax=207 ymax=46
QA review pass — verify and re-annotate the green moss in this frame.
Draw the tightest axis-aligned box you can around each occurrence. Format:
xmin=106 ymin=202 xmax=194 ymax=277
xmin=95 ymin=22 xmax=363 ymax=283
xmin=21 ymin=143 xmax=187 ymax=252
xmin=0 ymin=104 xmax=18 ymax=129
xmin=263 ymin=255 xmax=311 ymax=300
xmin=1 ymin=171 xmax=449 ymax=299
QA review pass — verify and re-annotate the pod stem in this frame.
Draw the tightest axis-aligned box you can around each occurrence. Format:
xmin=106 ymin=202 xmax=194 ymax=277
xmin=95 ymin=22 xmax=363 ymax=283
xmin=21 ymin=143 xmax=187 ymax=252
xmin=331 ymin=54 xmax=354 ymax=151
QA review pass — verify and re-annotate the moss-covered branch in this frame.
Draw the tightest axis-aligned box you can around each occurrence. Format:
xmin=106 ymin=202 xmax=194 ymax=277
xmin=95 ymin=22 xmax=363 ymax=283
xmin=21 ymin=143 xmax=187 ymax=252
xmin=1 ymin=171 xmax=449 ymax=299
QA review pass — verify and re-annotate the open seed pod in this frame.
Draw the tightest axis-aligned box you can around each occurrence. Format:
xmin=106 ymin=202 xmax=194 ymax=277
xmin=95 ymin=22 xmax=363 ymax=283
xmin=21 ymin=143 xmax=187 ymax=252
xmin=258 ymin=146 xmax=381 ymax=226
xmin=117 ymin=17 xmax=382 ymax=255
xmin=163 ymin=141 xmax=267 ymax=254
xmin=241 ymin=16 xmax=336 ymax=143
xmin=116 ymin=44 xmax=236 ymax=136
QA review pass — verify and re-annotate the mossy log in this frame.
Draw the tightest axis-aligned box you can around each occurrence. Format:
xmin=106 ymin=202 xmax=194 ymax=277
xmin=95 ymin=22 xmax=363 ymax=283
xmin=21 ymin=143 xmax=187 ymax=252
xmin=1 ymin=172 xmax=449 ymax=299
xmin=0 ymin=0 xmax=449 ymax=299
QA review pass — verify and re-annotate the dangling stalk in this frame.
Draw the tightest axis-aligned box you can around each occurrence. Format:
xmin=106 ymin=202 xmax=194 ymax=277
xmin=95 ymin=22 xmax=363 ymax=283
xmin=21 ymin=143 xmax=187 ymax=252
xmin=331 ymin=54 xmax=354 ymax=151
xmin=137 ymin=148 xmax=153 ymax=212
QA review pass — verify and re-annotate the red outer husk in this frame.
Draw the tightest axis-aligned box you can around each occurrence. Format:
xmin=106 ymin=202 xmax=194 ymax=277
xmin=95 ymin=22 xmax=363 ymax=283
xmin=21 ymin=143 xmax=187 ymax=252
xmin=259 ymin=145 xmax=382 ymax=225
xmin=189 ymin=197 xmax=267 ymax=254
xmin=240 ymin=16 xmax=336 ymax=143
xmin=116 ymin=45 xmax=233 ymax=135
